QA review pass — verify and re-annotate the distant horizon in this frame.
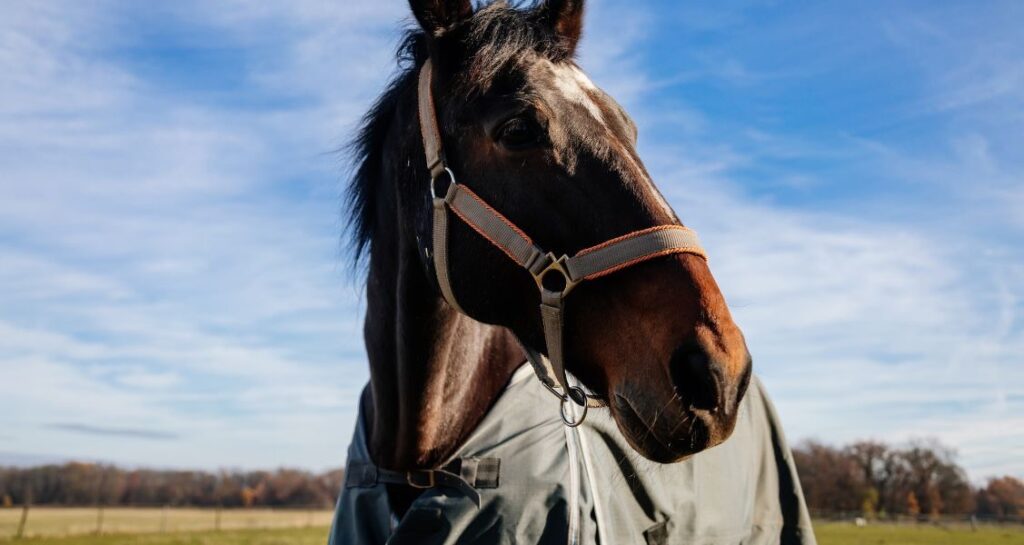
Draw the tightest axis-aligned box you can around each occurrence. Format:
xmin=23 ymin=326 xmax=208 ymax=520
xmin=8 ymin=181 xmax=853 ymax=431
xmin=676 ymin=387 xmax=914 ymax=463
xmin=0 ymin=433 xmax=1011 ymax=486
xmin=0 ymin=451 xmax=341 ymax=473
xmin=2 ymin=1 xmax=1021 ymax=479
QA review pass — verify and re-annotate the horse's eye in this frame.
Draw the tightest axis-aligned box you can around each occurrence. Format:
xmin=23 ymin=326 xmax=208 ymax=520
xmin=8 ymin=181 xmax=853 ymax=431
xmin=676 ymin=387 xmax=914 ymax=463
xmin=496 ymin=117 xmax=542 ymax=150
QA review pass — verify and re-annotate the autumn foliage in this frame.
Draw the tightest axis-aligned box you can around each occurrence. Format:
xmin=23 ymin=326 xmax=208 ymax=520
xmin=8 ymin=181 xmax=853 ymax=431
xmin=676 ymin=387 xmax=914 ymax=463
xmin=0 ymin=463 xmax=344 ymax=508
xmin=1 ymin=439 xmax=1021 ymax=518
xmin=792 ymin=438 xmax=1022 ymax=520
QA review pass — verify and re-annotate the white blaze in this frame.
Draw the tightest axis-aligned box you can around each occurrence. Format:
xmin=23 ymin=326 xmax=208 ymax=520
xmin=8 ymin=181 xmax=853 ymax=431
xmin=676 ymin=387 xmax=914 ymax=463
xmin=542 ymin=60 xmax=676 ymax=219
xmin=546 ymin=60 xmax=606 ymax=126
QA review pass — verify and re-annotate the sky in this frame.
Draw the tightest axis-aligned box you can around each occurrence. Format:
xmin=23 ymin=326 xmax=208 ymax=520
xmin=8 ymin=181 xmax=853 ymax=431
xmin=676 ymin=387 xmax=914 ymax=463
xmin=1 ymin=1 xmax=1021 ymax=481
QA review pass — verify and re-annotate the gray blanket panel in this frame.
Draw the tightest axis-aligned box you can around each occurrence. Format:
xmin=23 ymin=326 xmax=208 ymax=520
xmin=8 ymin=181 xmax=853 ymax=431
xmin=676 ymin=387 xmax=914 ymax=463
xmin=330 ymin=368 xmax=816 ymax=545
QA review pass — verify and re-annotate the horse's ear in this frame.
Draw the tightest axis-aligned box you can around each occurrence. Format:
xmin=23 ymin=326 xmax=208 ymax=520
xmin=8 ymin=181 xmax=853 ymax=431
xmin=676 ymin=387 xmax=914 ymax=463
xmin=409 ymin=0 xmax=473 ymax=37
xmin=541 ymin=0 xmax=585 ymax=54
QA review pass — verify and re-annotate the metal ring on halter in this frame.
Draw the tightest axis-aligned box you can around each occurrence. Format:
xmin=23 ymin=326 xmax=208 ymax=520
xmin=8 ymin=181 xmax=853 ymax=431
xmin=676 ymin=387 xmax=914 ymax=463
xmin=430 ymin=167 xmax=456 ymax=199
xmin=533 ymin=253 xmax=579 ymax=296
xmin=560 ymin=387 xmax=589 ymax=427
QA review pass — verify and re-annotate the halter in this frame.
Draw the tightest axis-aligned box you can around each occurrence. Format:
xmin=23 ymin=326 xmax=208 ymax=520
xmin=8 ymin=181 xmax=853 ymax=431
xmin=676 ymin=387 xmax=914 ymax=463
xmin=418 ymin=59 xmax=707 ymax=426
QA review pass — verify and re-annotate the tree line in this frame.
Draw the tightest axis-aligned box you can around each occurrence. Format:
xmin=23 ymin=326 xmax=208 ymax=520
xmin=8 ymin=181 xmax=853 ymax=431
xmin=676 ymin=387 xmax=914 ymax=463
xmin=792 ymin=439 xmax=1023 ymax=520
xmin=0 ymin=463 xmax=344 ymax=509
xmin=1 ymin=439 xmax=1021 ymax=518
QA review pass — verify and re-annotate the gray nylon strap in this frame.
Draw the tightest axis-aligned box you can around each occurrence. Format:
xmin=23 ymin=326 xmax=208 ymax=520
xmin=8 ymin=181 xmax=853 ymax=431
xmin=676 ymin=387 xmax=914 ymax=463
xmin=447 ymin=184 xmax=543 ymax=268
xmin=516 ymin=338 xmax=560 ymax=391
xmin=432 ymin=191 xmax=464 ymax=313
xmin=458 ymin=457 xmax=501 ymax=489
xmin=565 ymin=227 xmax=705 ymax=282
xmin=344 ymin=458 xmax=499 ymax=507
xmin=539 ymin=289 xmax=581 ymax=408
xmin=418 ymin=59 xmax=446 ymax=181
xmin=517 ymin=339 xmax=604 ymax=408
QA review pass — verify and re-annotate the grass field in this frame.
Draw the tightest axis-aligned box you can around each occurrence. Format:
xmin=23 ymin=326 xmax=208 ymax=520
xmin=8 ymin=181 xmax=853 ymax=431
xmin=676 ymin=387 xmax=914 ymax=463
xmin=3 ymin=527 xmax=327 ymax=545
xmin=0 ymin=508 xmax=334 ymax=539
xmin=815 ymin=521 xmax=1024 ymax=545
xmin=3 ymin=510 xmax=1024 ymax=544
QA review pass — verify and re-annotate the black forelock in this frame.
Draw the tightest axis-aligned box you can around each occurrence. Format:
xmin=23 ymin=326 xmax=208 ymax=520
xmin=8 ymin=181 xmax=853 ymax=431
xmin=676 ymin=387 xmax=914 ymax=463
xmin=457 ymin=1 xmax=569 ymax=93
xmin=344 ymin=1 xmax=569 ymax=263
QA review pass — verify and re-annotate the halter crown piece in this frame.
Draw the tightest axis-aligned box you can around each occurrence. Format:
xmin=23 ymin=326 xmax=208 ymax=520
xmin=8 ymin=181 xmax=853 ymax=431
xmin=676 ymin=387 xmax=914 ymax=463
xmin=418 ymin=59 xmax=708 ymax=426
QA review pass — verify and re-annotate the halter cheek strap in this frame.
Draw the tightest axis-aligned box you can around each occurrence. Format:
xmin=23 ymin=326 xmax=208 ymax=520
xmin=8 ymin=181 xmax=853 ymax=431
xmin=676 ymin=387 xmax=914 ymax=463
xmin=417 ymin=59 xmax=708 ymax=424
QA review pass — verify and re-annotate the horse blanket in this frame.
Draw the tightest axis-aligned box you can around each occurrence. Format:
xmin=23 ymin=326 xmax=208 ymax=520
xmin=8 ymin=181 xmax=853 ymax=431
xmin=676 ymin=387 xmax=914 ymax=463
xmin=329 ymin=365 xmax=816 ymax=544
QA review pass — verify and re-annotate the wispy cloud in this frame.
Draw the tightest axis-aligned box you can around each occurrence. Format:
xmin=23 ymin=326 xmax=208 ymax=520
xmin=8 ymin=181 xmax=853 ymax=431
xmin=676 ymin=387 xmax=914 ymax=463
xmin=0 ymin=0 xmax=1021 ymax=480
xmin=48 ymin=423 xmax=179 ymax=441
xmin=582 ymin=0 xmax=1024 ymax=479
xmin=0 ymin=0 xmax=384 ymax=470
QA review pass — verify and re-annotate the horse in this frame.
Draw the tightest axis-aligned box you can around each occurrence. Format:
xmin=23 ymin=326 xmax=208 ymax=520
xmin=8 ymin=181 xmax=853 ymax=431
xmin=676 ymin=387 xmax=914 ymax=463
xmin=330 ymin=1 xmax=816 ymax=543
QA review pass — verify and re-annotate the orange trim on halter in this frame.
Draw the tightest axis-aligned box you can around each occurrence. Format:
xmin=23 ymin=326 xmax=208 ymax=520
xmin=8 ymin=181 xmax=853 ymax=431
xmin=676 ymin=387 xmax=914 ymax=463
xmin=576 ymin=225 xmax=691 ymax=256
xmin=582 ymin=247 xmax=708 ymax=281
xmin=448 ymin=185 xmax=535 ymax=264
xmin=456 ymin=184 xmax=535 ymax=245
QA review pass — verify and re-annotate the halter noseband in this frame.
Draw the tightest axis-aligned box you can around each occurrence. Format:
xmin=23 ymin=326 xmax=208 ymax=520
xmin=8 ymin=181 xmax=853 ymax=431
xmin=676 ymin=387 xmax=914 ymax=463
xmin=417 ymin=59 xmax=707 ymax=425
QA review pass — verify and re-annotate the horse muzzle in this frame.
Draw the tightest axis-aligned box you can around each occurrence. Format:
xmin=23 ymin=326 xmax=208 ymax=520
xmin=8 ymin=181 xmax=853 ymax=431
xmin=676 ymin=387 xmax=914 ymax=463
xmin=610 ymin=342 xmax=753 ymax=463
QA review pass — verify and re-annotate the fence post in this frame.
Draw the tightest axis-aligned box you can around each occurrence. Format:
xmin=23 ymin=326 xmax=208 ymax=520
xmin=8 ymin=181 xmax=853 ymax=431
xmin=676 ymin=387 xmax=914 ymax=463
xmin=15 ymin=491 xmax=31 ymax=540
xmin=95 ymin=505 xmax=105 ymax=535
xmin=215 ymin=505 xmax=222 ymax=531
xmin=160 ymin=504 xmax=168 ymax=533
xmin=93 ymin=465 xmax=107 ymax=535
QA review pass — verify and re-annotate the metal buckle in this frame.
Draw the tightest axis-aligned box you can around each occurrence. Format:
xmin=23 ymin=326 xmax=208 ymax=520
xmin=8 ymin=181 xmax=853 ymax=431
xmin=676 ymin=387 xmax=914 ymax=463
xmin=406 ymin=471 xmax=436 ymax=489
xmin=533 ymin=253 xmax=579 ymax=296
xmin=430 ymin=167 xmax=456 ymax=199
xmin=560 ymin=387 xmax=589 ymax=427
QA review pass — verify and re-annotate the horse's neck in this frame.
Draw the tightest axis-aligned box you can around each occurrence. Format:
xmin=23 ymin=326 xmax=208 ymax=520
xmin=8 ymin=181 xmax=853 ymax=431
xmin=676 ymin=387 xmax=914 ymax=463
xmin=362 ymin=219 xmax=522 ymax=471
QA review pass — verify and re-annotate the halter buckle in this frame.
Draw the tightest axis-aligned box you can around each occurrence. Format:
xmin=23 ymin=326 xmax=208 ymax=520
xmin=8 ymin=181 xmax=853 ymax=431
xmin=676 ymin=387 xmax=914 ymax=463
xmin=406 ymin=470 xmax=436 ymax=489
xmin=533 ymin=253 xmax=579 ymax=296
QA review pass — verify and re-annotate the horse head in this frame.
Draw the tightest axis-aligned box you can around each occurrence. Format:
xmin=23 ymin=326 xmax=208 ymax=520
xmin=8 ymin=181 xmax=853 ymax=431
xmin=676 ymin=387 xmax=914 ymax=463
xmin=394 ymin=0 xmax=752 ymax=463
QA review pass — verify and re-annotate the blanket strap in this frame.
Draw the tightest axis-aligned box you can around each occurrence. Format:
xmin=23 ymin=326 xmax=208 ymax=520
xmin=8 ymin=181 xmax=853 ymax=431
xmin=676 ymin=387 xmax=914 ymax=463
xmin=345 ymin=457 xmax=500 ymax=508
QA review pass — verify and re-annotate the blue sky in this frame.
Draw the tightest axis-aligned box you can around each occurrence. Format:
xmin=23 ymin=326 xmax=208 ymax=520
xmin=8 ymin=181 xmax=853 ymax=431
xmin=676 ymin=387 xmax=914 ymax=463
xmin=1 ymin=1 xmax=1021 ymax=480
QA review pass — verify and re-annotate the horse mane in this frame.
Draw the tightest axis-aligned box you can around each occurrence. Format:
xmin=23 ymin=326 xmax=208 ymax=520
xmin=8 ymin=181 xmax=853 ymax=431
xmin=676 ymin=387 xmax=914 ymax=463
xmin=344 ymin=32 xmax=425 ymax=262
xmin=344 ymin=1 xmax=570 ymax=262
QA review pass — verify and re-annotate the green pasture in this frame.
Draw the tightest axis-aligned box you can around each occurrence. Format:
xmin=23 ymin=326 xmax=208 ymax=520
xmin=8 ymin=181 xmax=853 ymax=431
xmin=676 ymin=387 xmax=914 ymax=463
xmin=815 ymin=521 xmax=1024 ymax=545
xmin=2 ymin=509 xmax=1024 ymax=544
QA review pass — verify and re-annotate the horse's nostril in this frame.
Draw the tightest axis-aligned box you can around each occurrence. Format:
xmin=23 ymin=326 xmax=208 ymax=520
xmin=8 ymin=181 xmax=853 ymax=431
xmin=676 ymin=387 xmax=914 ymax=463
xmin=669 ymin=342 xmax=723 ymax=412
